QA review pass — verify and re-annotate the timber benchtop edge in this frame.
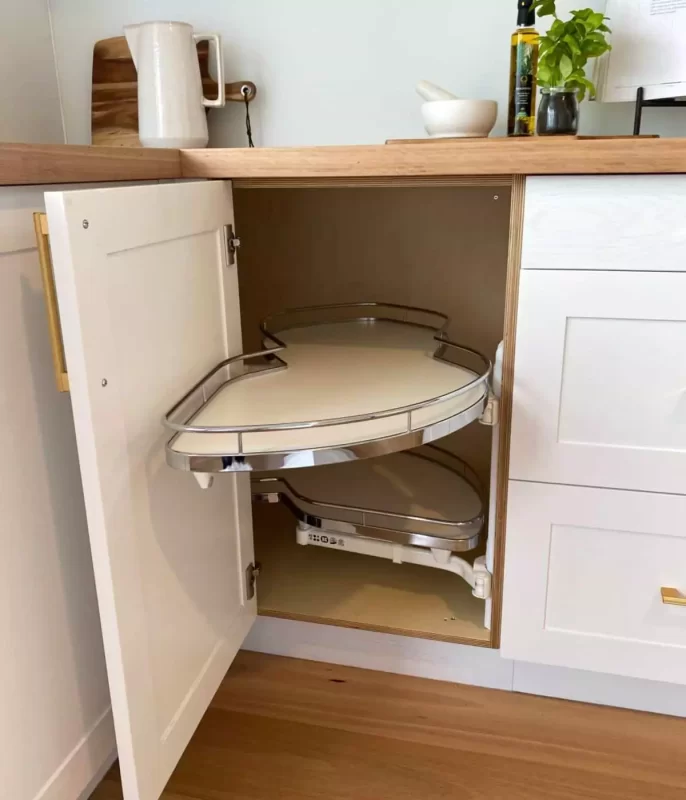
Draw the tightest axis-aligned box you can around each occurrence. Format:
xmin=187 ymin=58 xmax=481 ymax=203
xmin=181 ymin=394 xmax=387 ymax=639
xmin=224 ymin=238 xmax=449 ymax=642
xmin=3 ymin=138 xmax=686 ymax=185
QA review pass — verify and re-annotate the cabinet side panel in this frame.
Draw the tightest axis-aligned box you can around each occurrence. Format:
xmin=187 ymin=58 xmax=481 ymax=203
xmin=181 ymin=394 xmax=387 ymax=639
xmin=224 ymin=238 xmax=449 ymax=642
xmin=0 ymin=190 xmax=113 ymax=800
xmin=489 ymin=175 xmax=525 ymax=645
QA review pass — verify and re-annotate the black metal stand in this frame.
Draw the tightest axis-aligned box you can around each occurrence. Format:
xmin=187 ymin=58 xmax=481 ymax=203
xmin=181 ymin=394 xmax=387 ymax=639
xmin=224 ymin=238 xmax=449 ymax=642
xmin=633 ymin=87 xmax=686 ymax=135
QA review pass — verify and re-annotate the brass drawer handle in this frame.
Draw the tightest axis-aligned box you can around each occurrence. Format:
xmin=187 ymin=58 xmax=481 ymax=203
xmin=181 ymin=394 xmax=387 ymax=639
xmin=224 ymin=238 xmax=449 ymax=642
xmin=661 ymin=587 xmax=686 ymax=607
xmin=33 ymin=212 xmax=69 ymax=392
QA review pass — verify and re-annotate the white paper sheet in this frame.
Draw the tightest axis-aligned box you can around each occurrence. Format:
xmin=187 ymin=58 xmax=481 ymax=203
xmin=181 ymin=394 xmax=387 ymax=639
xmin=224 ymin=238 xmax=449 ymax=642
xmin=599 ymin=0 xmax=686 ymax=101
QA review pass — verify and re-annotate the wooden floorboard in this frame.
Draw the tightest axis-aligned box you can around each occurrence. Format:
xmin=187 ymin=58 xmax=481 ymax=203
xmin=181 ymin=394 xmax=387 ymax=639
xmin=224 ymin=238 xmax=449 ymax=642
xmin=91 ymin=650 xmax=686 ymax=799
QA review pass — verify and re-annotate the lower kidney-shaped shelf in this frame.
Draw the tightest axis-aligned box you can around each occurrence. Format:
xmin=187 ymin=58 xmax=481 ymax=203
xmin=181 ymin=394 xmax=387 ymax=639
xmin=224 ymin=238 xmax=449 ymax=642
xmin=253 ymin=446 xmax=485 ymax=552
xmin=164 ymin=303 xmax=491 ymax=473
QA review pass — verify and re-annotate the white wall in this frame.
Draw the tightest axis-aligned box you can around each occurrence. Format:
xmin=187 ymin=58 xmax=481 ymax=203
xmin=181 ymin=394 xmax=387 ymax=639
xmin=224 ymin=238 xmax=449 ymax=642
xmin=49 ymin=0 xmax=686 ymax=147
xmin=0 ymin=1 xmax=64 ymax=143
xmin=0 ymin=4 xmax=115 ymax=800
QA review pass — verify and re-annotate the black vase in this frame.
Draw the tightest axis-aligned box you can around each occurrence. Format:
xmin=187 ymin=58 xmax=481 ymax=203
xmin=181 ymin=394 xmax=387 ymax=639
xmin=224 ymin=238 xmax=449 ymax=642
xmin=536 ymin=89 xmax=579 ymax=135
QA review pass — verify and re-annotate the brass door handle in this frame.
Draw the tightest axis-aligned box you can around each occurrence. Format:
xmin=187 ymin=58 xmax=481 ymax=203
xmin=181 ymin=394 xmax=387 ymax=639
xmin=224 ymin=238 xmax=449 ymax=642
xmin=661 ymin=587 xmax=686 ymax=606
xmin=33 ymin=212 xmax=69 ymax=392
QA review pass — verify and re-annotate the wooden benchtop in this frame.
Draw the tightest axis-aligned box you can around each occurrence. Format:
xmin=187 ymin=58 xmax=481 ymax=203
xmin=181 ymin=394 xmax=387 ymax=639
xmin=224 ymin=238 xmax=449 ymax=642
xmin=3 ymin=137 xmax=686 ymax=185
xmin=0 ymin=142 xmax=180 ymax=185
xmin=180 ymin=138 xmax=686 ymax=179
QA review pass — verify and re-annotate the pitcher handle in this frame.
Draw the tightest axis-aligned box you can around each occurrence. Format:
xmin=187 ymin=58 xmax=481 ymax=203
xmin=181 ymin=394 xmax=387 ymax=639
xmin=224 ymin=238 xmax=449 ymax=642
xmin=195 ymin=33 xmax=225 ymax=108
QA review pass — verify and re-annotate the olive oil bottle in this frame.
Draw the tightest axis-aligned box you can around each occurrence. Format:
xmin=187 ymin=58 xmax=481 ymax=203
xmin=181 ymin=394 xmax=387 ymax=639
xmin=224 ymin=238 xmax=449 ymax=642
xmin=508 ymin=0 xmax=539 ymax=136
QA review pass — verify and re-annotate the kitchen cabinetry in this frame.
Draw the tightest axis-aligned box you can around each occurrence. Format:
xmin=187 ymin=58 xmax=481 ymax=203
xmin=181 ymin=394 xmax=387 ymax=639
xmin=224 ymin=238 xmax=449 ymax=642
xmin=27 ymin=150 xmax=686 ymax=799
xmin=43 ymin=175 xmax=519 ymax=799
xmin=509 ymin=269 xmax=686 ymax=495
xmin=502 ymin=175 xmax=686 ymax=685
xmin=502 ymin=481 xmax=686 ymax=684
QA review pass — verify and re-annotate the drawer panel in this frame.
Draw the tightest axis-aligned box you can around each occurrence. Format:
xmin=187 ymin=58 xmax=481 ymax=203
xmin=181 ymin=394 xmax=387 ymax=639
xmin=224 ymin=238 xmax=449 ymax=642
xmin=501 ymin=481 xmax=686 ymax=685
xmin=510 ymin=269 xmax=686 ymax=494
xmin=522 ymin=175 xmax=686 ymax=271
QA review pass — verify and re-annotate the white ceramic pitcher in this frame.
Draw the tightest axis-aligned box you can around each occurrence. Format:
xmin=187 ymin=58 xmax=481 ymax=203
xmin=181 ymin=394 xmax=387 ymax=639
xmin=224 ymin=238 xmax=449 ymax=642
xmin=124 ymin=21 xmax=225 ymax=148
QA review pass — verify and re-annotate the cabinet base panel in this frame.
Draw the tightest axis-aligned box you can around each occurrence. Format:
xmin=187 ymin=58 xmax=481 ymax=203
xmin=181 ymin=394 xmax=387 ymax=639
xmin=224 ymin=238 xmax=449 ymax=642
xmin=254 ymin=504 xmax=491 ymax=646
xmin=257 ymin=609 xmax=490 ymax=647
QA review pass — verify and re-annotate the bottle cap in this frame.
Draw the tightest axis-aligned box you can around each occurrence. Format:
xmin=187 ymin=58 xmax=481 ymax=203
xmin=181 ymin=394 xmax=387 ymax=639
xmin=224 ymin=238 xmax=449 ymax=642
xmin=517 ymin=0 xmax=535 ymax=26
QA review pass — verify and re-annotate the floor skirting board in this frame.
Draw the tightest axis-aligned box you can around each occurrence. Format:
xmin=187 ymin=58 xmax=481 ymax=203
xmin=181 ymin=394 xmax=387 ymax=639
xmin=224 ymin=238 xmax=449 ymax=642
xmin=244 ymin=617 xmax=514 ymax=690
xmin=34 ymin=707 xmax=115 ymax=800
xmin=512 ymin=661 xmax=686 ymax=718
xmin=76 ymin=750 xmax=117 ymax=800
xmin=245 ymin=616 xmax=686 ymax=717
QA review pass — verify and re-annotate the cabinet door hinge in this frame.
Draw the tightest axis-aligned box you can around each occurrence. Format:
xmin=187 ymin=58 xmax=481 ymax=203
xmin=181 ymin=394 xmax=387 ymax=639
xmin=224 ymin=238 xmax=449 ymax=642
xmin=224 ymin=223 xmax=241 ymax=266
xmin=479 ymin=393 xmax=499 ymax=427
xmin=245 ymin=561 xmax=261 ymax=600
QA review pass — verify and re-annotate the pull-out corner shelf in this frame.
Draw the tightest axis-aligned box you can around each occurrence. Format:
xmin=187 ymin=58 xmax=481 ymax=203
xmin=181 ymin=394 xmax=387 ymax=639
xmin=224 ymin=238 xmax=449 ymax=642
xmin=252 ymin=446 xmax=485 ymax=552
xmin=253 ymin=446 xmax=492 ymax=598
xmin=164 ymin=303 xmax=492 ymax=474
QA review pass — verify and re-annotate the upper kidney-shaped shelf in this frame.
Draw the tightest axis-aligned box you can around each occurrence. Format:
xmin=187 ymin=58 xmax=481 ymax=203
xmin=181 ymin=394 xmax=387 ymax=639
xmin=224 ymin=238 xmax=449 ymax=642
xmin=164 ymin=303 xmax=492 ymax=473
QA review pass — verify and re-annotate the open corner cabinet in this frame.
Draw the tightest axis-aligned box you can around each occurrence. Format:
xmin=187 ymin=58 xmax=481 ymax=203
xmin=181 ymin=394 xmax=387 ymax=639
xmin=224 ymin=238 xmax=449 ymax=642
xmin=44 ymin=175 xmax=524 ymax=799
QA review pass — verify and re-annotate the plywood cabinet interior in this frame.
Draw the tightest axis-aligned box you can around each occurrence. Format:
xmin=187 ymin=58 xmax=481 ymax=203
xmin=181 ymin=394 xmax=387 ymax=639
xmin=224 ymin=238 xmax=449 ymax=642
xmin=233 ymin=180 xmax=520 ymax=646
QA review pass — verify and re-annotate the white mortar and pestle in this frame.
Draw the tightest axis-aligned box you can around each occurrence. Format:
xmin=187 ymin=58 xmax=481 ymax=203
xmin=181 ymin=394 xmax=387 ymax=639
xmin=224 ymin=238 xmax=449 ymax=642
xmin=417 ymin=81 xmax=498 ymax=139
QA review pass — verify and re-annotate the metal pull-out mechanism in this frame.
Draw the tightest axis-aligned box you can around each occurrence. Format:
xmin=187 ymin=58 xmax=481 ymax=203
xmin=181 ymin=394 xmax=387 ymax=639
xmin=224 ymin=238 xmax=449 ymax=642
xmin=296 ymin=523 xmax=492 ymax=599
xmin=479 ymin=340 xmax=504 ymax=427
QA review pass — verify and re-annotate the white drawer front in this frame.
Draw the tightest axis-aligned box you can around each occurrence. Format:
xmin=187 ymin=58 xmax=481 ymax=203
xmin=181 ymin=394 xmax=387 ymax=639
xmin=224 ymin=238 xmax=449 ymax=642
xmin=510 ymin=269 xmax=686 ymax=494
xmin=522 ymin=175 xmax=686 ymax=271
xmin=501 ymin=481 xmax=686 ymax=685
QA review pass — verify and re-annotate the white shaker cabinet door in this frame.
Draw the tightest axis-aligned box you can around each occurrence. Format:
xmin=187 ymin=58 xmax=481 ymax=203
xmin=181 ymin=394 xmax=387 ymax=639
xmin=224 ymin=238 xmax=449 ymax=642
xmin=45 ymin=181 xmax=256 ymax=800
xmin=510 ymin=269 xmax=686 ymax=495
xmin=501 ymin=480 xmax=686 ymax=685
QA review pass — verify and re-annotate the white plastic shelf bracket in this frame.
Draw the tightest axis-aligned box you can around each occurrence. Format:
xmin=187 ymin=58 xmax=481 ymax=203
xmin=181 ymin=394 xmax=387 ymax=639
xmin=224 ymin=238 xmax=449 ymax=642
xmin=479 ymin=393 xmax=499 ymax=427
xmin=194 ymin=473 xmax=214 ymax=490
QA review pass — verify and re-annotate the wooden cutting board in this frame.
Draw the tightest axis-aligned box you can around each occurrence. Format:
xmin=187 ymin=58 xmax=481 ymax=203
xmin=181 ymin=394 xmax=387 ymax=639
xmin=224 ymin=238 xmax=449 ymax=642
xmin=91 ymin=36 xmax=256 ymax=146
xmin=385 ymin=135 xmax=659 ymax=144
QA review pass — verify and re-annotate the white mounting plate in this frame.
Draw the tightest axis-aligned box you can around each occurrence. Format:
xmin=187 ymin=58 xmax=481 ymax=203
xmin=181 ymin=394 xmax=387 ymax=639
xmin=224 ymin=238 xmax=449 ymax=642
xmin=296 ymin=523 xmax=492 ymax=599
